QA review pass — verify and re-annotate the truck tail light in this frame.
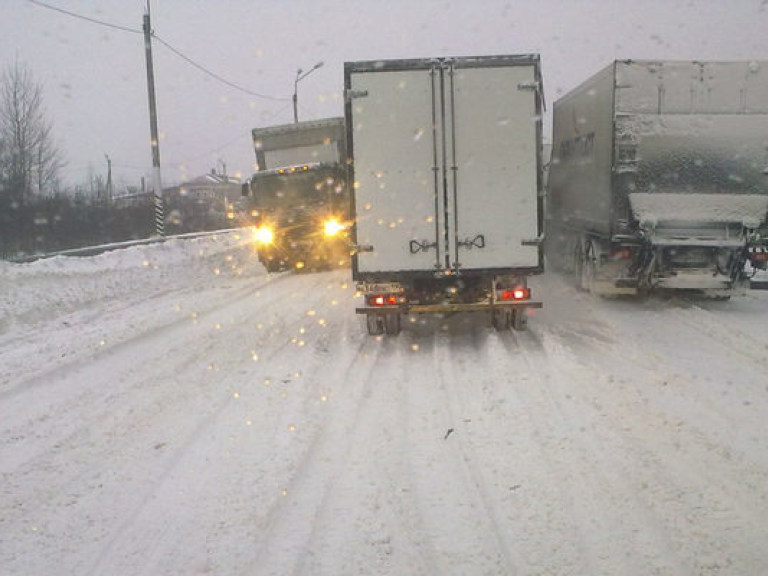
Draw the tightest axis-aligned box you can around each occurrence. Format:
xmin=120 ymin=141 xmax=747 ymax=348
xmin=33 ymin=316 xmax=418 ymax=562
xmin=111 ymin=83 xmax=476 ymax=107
xmin=611 ymin=246 xmax=633 ymax=260
xmin=750 ymin=250 xmax=768 ymax=269
xmin=368 ymin=294 xmax=404 ymax=307
xmin=500 ymin=287 xmax=530 ymax=301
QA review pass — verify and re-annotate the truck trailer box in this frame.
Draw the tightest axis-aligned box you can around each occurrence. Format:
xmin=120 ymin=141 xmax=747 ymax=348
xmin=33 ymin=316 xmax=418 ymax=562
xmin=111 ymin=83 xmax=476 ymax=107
xmin=547 ymin=60 xmax=768 ymax=297
xmin=251 ymin=117 xmax=346 ymax=172
xmin=344 ymin=55 xmax=545 ymax=334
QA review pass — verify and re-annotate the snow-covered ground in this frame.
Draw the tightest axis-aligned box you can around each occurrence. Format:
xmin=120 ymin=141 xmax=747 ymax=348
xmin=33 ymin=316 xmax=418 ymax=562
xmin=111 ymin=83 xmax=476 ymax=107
xmin=2 ymin=230 xmax=768 ymax=575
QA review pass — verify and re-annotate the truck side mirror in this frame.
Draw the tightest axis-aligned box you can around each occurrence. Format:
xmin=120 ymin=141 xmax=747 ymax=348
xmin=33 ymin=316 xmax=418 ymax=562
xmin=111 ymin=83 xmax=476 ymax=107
xmin=241 ymin=182 xmax=250 ymax=197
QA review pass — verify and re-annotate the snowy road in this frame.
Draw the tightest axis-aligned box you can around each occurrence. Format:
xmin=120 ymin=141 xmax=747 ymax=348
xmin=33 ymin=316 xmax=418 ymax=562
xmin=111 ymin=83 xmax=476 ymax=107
xmin=2 ymin=231 xmax=768 ymax=575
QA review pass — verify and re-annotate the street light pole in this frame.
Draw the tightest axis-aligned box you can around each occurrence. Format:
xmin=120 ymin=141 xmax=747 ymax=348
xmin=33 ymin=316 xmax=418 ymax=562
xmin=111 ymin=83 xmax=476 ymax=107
xmin=293 ymin=61 xmax=324 ymax=123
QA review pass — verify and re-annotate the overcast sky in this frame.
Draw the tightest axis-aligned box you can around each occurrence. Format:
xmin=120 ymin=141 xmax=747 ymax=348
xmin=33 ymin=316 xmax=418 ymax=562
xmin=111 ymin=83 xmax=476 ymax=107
xmin=3 ymin=0 xmax=768 ymax=190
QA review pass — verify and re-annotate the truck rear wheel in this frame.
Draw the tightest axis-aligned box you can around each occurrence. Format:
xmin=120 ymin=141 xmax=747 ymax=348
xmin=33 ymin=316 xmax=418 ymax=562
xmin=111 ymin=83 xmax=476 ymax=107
xmin=492 ymin=308 xmax=511 ymax=331
xmin=580 ymin=241 xmax=596 ymax=293
xmin=384 ymin=313 xmax=401 ymax=335
xmin=366 ymin=313 xmax=384 ymax=335
xmin=512 ymin=309 xmax=528 ymax=331
xmin=573 ymin=241 xmax=584 ymax=286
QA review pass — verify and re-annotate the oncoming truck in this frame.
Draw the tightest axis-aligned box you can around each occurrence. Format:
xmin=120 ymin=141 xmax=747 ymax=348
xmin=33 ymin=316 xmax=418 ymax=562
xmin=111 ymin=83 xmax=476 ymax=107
xmin=344 ymin=55 xmax=545 ymax=335
xmin=242 ymin=118 xmax=350 ymax=272
xmin=546 ymin=60 xmax=768 ymax=297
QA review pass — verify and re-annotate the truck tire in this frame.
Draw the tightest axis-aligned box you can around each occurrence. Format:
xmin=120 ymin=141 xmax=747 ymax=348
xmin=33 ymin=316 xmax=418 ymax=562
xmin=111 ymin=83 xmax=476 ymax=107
xmin=384 ymin=313 xmax=401 ymax=335
xmin=366 ymin=313 xmax=384 ymax=335
xmin=580 ymin=241 xmax=596 ymax=293
xmin=512 ymin=309 xmax=528 ymax=331
xmin=492 ymin=308 xmax=511 ymax=331
xmin=573 ymin=241 xmax=584 ymax=286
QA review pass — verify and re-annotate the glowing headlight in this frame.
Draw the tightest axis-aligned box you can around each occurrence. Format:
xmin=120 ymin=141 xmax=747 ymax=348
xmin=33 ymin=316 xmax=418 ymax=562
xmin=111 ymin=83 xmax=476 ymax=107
xmin=323 ymin=219 xmax=346 ymax=237
xmin=253 ymin=226 xmax=275 ymax=245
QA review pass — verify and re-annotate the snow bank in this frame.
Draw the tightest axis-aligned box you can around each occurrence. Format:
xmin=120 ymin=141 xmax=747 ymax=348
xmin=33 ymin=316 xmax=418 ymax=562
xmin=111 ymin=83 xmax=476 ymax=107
xmin=0 ymin=230 xmax=263 ymax=334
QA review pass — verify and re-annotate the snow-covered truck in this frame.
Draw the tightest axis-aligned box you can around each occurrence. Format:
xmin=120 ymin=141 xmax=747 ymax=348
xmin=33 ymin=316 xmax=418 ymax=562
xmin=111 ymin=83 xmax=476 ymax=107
xmin=344 ymin=55 xmax=545 ymax=335
xmin=242 ymin=118 xmax=350 ymax=272
xmin=546 ymin=60 xmax=768 ymax=297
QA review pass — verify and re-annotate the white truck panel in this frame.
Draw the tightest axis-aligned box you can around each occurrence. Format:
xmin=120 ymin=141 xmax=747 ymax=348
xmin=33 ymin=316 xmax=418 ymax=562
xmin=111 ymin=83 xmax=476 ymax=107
xmin=347 ymin=56 xmax=543 ymax=277
xmin=450 ymin=65 xmax=540 ymax=269
xmin=264 ymin=144 xmax=339 ymax=169
xmin=349 ymin=69 xmax=437 ymax=273
xmin=251 ymin=118 xmax=345 ymax=171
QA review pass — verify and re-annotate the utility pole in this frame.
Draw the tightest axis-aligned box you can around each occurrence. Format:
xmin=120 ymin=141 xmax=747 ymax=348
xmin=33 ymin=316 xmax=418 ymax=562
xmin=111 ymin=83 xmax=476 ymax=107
xmin=104 ymin=154 xmax=113 ymax=202
xmin=143 ymin=1 xmax=165 ymax=237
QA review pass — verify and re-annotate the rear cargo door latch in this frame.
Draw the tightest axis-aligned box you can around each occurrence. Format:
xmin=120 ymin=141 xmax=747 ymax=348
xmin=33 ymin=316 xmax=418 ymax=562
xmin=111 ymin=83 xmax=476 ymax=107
xmin=457 ymin=235 xmax=485 ymax=249
xmin=410 ymin=240 xmax=437 ymax=254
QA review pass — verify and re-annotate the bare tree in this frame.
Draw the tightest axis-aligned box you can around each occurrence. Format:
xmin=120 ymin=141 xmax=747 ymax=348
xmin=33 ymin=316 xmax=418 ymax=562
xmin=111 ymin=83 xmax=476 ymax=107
xmin=0 ymin=60 xmax=64 ymax=254
xmin=0 ymin=60 xmax=64 ymax=202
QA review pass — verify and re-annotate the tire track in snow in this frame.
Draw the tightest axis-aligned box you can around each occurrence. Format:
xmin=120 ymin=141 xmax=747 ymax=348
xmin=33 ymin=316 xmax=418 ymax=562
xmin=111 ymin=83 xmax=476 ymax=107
xmin=80 ymin=270 xmax=358 ymax=576
xmin=512 ymin=308 xmax=768 ymax=575
xmin=299 ymin=329 xmax=448 ymax=576
xmin=86 ymin=271 xmax=359 ymax=576
xmin=247 ymin=321 xmax=392 ymax=576
xmin=0 ymin=271 xmax=299 ymax=476
xmin=498 ymin=327 xmax=683 ymax=574
xmin=2 ymin=270 xmax=355 ymax=576
xmin=666 ymin=297 xmax=768 ymax=368
xmin=328 ymin=317 xmax=529 ymax=576
xmin=428 ymin=327 xmax=527 ymax=575
xmin=0 ymin=272 xmax=293 ymax=401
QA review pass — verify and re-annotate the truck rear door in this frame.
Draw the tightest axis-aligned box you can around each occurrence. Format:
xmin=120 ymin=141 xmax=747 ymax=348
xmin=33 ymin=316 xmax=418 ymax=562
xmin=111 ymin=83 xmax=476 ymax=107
xmin=345 ymin=56 xmax=542 ymax=277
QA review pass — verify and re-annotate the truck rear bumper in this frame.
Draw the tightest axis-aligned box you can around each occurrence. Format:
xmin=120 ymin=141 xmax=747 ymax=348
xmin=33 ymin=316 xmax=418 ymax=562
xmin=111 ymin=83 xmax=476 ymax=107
xmin=592 ymin=278 xmax=638 ymax=296
xmin=653 ymin=272 xmax=736 ymax=291
xmin=356 ymin=301 xmax=543 ymax=315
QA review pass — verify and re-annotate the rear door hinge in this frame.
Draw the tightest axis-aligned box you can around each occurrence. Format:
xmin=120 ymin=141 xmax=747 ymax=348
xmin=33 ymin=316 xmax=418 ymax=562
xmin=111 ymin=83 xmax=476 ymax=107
xmin=346 ymin=89 xmax=369 ymax=102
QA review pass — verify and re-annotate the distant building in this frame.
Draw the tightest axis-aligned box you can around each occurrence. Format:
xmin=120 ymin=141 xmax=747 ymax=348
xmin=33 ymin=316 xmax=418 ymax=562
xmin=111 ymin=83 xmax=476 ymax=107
xmin=162 ymin=170 xmax=244 ymax=233
xmin=112 ymin=186 xmax=153 ymax=208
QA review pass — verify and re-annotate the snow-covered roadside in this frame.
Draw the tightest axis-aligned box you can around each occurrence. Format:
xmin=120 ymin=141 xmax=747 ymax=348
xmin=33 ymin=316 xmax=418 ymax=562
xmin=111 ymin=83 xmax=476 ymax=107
xmin=0 ymin=230 xmax=260 ymax=332
xmin=0 ymin=230 xmax=266 ymax=392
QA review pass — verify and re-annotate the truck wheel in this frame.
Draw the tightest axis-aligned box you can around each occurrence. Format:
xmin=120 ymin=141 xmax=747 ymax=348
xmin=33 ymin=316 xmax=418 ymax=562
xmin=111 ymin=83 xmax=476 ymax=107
xmin=366 ymin=313 xmax=384 ymax=335
xmin=512 ymin=309 xmax=528 ymax=331
xmin=580 ymin=241 xmax=596 ymax=293
xmin=573 ymin=242 xmax=584 ymax=285
xmin=384 ymin=313 xmax=401 ymax=335
xmin=492 ymin=308 xmax=511 ymax=331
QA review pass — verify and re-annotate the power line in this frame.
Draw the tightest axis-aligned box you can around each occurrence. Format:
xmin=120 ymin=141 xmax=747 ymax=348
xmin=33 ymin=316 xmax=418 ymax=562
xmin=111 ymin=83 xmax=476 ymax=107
xmin=27 ymin=0 xmax=141 ymax=34
xmin=26 ymin=0 xmax=290 ymax=102
xmin=151 ymin=34 xmax=289 ymax=102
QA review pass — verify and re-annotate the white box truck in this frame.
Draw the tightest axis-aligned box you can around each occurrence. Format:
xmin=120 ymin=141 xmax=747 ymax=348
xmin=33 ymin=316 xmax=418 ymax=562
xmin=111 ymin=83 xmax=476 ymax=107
xmin=344 ymin=55 xmax=545 ymax=334
xmin=546 ymin=60 xmax=768 ymax=298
